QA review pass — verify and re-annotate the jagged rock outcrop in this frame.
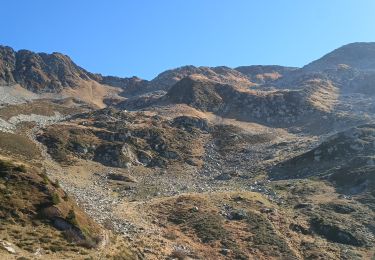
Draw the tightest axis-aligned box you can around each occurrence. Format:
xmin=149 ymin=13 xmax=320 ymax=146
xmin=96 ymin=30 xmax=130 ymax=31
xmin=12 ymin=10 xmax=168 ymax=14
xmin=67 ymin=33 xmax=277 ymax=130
xmin=0 ymin=46 xmax=16 ymax=84
xmin=99 ymin=75 xmax=150 ymax=96
xmin=310 ymin=217 xmax=365 ymax=246
xmin=171 ymin=116 xmax=210 ymax=132
xmin=94 ymin=143 xmax=139 ymax=168
xmin=163 ymin=76 xmax=337 ymax=128
xmin=38 ymin=108 xmax=207 ymax=168
xmin=0 ymin=45 xmax=101 ymax=93
xmin=165 ymin=77 xmax=224 ymax=112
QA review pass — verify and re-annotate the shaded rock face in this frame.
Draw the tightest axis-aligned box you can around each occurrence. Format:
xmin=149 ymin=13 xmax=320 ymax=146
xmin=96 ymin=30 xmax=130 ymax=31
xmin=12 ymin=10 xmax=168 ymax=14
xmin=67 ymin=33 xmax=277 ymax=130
xmin=346 ymin=71 xmax=375 ymax=95
xmin=322 ymin=203 xmax=356 ymax=214
xmin=53 ymin=218 xmax=82 ymax=234
xmin=172 ymin=116 xmax=210 ymax=132
xmin=115 ymin=91 xmax=164 ymax=110
xmin=164 ymin=77 xmax=331 ymax=129
xmin=107 ymin=173 xmax=135 ymax=182
xmin=0 ymin=45 xmax=99 ymax=93
xmin=165 ymin=77 xmax=224 ymax=112
xmin=137 ymin=150 xmax=153 ymax=165
xmin=93 ymin=143 xmax=138 ymax=168
xmin=311 ymin=218 xmax=364 ymax=246
xmin=100 ymin=75 xmax=150 ymax=96
xmin=271 ymin=124 xmax=375 ymax=198
xmin=0 ymin=46 xmax=16 ymax=85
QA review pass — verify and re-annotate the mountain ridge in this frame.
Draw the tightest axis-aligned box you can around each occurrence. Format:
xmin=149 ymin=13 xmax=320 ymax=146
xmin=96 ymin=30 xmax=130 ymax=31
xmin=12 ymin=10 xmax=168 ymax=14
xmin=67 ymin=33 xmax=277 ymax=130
xmin=1 ymin=42 xmax=375 ymax=259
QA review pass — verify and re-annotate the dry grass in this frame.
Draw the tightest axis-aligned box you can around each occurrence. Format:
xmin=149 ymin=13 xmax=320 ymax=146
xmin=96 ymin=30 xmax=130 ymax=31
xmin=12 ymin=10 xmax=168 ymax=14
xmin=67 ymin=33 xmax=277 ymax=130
xmin=0 ymin=131 xmax=41 ymax=160
xmin=61 ymin=79 xmax=123 ymax=109
xmin=0 ymin=100 xmax=81 ymax=120
xmin=0 ymin=155 xmax=107 ymax=259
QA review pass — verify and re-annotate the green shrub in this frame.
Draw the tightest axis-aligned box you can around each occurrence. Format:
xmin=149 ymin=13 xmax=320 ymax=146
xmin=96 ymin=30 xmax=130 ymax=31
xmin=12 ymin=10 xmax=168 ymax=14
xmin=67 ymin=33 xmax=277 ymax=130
xmin=63 ymin=192 xmax=69 ymax=201
xmin=14 ymin=164 xmax=27 ymax=173
xmin=66 ymin=209 xmax=78 ymax=226
xmin=0 ymin=160 xmax=14 ymax=177
xmin=40 ymin=171 xmax=50 ymax=184
xmin=52 ymin=179 xmax=60 ymax=188
xmin=51 ymin=193 xmax=60 ymax=205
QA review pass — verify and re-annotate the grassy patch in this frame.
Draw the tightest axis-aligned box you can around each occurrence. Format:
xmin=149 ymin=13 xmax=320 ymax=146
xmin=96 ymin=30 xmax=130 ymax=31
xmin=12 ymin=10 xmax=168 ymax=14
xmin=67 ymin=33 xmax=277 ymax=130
xmin=169 ymin=206 xmax=227 ymax=243
xmin=0 ymin=132 xmax=41 ymax=160
xmin=245 ymin=210 xmax=296 ymax=258
xmin=0 ymin=100 xmax=80 ymax=120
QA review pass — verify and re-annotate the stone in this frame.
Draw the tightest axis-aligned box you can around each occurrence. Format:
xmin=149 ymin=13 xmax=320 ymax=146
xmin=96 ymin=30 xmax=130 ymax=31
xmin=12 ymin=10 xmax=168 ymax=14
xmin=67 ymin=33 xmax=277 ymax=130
xmin=0 ymin=240 xmax=16 ymax=254
xmin=228 ymin=210 xmax=247 ymax=220
xmin=215 ymin=173 xmax=232 ymax=181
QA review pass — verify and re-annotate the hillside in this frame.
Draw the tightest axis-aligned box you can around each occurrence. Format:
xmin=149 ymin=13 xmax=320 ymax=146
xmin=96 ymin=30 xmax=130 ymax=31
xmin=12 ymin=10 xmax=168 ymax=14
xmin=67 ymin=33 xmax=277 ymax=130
xmin=235 ymin=65 xmax=297 ymax=84
xmin=270 ymin=124 xmax=375 ymax=199
xmin=0 ymin=42 xmax=375 ymax=259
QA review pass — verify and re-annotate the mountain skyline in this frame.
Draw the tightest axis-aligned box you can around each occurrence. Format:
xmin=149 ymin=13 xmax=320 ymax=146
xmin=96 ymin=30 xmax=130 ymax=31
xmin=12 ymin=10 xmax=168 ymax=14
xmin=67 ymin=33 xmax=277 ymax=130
xmin=1 ymin=41 xmax=374 ymax=85
xmin=1 ymin=1 xmax=375 ymax=79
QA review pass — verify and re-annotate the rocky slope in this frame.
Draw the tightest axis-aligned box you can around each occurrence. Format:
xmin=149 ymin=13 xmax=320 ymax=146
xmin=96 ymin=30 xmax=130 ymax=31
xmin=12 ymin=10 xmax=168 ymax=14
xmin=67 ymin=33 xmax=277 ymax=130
xmin=303 ymin=42 xmax=375 ymax=72
xmin=0 ymin=157 xmax=101 ymax=250
xmin=275 ymin=43 xmax=375 ymax=96
xmin=1 ymin=42 xmax=375 ymax=259
xmin=37 ymin=108 xmax=208 ymax=169
xmin=105 ymin=65 xmax=259 ymax=97
xmin=119 ymin=75 xmax=362 ymax=134
xmin=270 ymin=124 xmax=375 ymax=199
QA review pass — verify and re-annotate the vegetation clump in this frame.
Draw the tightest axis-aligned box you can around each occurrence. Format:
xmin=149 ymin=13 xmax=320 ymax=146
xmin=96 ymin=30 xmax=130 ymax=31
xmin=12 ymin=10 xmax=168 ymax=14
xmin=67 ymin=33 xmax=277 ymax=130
xmin=66 ymin=208 xmax=78 ymax=226
xmin=245 ymin=211 xmax=296 ymax=258
xmin=51 ymin=193 xmax=61 ymax=205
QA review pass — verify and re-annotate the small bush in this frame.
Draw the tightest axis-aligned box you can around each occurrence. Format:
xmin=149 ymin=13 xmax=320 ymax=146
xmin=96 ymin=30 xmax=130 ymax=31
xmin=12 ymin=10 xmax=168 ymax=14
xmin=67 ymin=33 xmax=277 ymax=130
xmin=52 ymin=179 xmax=60 ymax=188
xmin=170 ymin=249 xmax=188 ymax=260
xmin=41 ymin=172 xmax=49 ymax=184
xmin=0 ymin=160 xmax=14 ymax=177
xmin=14 ymin=164 xmax=27 ymax=173
xmin=62 ymin=192 xmax=69 ymax=201
xmin=63 ymin=228 xmax=82 ymax=242
xmin=17 ymin=257 xmax=31 ymax=260
xmin=66 ymin=209 xmax=78 ymax=226
xmin=51 ymin=193 xmax=61 ymax=205
xmin=78 ymin=238 xmax=97 ymax=249
xmin=49 ymin=245 xmax=64 ymax=252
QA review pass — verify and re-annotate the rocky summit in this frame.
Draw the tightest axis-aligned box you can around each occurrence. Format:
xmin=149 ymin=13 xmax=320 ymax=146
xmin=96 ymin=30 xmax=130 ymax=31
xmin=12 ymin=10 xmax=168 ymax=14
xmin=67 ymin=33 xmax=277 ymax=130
xmin=0 ymin=42 xmax=375 ymax=259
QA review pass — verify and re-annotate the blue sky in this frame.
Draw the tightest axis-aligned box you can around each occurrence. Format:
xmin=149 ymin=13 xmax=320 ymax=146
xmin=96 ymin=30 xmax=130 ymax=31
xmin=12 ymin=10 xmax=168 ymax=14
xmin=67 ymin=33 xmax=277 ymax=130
xmin=1 ymin=1 xmax=375 ymax=79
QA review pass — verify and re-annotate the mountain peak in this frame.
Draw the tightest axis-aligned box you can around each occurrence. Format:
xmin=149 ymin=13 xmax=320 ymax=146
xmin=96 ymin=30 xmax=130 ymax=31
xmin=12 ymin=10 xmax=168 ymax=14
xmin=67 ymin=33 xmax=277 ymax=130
xmin=0 ymin=47 xmax=99 ymax=92
xmin=303 ymin=42 xmax=375 ymax=72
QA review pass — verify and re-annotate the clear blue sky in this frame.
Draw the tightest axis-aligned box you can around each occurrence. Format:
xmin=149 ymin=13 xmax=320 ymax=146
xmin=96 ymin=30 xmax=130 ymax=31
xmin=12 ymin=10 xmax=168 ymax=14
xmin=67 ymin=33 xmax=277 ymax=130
xmin=1 ymin=1 xmax=374 ymax=79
